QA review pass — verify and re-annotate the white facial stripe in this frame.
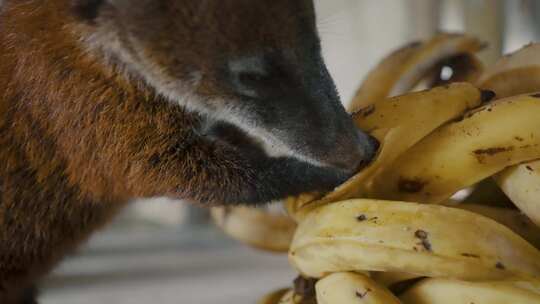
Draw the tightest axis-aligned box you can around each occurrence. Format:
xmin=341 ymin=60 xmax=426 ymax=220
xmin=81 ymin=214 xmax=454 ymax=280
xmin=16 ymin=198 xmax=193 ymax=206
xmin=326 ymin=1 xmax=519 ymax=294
xmin=80 ymin=25 xmax=326 ymax=168
xmin=211 ymin=105 xmax=327 ymax=167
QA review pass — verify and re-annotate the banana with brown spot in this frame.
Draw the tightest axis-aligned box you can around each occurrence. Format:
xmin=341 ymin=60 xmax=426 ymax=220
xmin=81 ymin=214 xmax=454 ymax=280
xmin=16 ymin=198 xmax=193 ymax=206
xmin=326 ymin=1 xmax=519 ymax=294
xmin=370 ymin=204 xmax=540 ymax=288
xmin=289 ymin=199 xmax=540 ymax=280
xmin=370 ymin=94 xmax=540 ymax=203
xmin=475 ymin=44 xmax=540 ymax=227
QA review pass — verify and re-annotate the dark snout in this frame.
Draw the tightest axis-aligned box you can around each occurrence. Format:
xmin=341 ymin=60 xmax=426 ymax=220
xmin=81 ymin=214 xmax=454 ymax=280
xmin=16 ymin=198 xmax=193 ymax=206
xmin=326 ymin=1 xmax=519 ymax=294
xmin=224 ymin=52 xmax=379 ymax=174
xmin=280 ymin=55 xmax=379 ymax=173
xmin=296 ymin=98 xmax=379 ymax=173
xmin=327 ymin=128 xmax=379 ymax=172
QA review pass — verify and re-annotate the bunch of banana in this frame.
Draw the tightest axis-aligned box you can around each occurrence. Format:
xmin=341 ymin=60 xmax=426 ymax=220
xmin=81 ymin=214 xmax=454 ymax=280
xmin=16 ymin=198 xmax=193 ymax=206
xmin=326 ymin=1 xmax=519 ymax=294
xmin=480 ymin=44 xmax=540 ymax=228
xmin=210 ymin=33 xmax=540 ymax=304
xmin=369 ymin=93 xmax=540 ymax=203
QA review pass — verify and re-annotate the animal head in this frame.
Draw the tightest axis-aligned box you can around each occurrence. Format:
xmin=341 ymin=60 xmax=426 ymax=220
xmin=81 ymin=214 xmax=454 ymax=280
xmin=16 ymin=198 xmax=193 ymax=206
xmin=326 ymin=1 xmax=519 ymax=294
xmin=72 ymin=0 xmax=378 ymax=173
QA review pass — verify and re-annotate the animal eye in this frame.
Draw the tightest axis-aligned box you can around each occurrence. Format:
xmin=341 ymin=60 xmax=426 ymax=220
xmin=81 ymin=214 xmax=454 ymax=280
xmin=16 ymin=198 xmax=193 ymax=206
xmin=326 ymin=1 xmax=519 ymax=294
xmin=238 ymin=72 xmax=268 ymax=85
xmin=226 ymin=55 xmax=286 ymax=98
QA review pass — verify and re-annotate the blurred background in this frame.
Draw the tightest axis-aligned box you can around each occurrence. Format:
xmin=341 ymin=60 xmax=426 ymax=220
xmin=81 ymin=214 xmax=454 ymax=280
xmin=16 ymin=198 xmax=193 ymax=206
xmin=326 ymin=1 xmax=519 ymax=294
xmin=39 ymin=1 xmax=540 ymax=303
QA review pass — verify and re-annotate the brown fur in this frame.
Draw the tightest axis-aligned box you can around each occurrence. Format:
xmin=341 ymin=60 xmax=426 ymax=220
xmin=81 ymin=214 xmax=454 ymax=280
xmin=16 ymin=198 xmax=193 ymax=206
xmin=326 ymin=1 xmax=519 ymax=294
xmin=0 ymin=1 xmax=374 ymax=302
xmin=0 ymin=1 xmax=254 ymax=300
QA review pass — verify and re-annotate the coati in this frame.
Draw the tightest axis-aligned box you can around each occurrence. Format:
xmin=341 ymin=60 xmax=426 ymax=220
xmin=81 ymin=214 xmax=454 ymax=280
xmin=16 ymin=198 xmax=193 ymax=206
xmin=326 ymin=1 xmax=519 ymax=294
xmin=0 ymin=0 xmax=378 ymax=302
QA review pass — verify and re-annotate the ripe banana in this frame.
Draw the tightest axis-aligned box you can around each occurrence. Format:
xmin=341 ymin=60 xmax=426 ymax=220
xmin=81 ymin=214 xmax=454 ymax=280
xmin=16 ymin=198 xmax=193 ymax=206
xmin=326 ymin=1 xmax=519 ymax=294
xmin=315 ymin=272 xmax=401 ymax=304
xmin=287 ymin=83 xmax=484 ymax=220
xmin=289 ymin=199 xmax=540 ymax=280
xmin=370 ymin=94 xmax=540 ymax=203
xmin=211 ymin=206 xmax=296 ymax=252
xmin=474 ymin=43 xmax=540 ymax=228
xmin=495 ymin=160 xmax=540 ymax=227
xmin=370 ymin=203 xmax=540 ymax=289
xmin=349 ymin=33 xmax=484 ymax=112
xmin=258 ymin=289 xmax=290 ymax=304
xmin=478 ymin=43 xmax=540 ymax=98
xmin=353 ymin=83 xmax=485 ymax=195
xmin=400 ymin=278 xmax=540 ymax=304
xmin=454 ymin=204 xmax=540 ymax=248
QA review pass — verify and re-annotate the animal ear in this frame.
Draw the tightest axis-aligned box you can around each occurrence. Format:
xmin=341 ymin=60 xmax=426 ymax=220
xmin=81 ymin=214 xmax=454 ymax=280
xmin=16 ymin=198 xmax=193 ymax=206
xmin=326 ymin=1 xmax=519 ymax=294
xmin=72 ymin=0 xmax=105 ymax=21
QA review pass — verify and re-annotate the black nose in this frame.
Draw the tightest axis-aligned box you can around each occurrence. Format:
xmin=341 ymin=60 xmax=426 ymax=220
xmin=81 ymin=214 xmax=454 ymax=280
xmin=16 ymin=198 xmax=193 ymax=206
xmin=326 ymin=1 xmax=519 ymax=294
xmin=361 ymin=133 xmax=380 ymax=165
xmin=324 ymin=129 xmax=379 ymax=173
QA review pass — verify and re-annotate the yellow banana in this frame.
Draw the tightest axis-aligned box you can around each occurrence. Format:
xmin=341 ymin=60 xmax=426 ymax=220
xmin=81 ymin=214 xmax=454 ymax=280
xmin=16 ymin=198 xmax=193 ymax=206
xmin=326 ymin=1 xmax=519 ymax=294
xmin=495 ymin=160 xmax=540 ymax=227
xmin=287 ymin=83 xmax=484 ymax=220
xmin=289 ymin=199 xmax=540 ymax=280
xmin=455 ymin=204 xmax=540 ymax=248
xmin=370 ymin=94 xmax=540 ymax=203
xmin=354 ymin=83 xmax=483 ymax=133
xmin=316 ymin=272 xmax=401 ymax=304
xmin=478 ymin=43 xmax=540 ymax=98
xmin=370 ymin=204 xmax=540 ymax=288
xmin=211 ymin=206 xmax=296 ymax=252
xmin=475 ymin=43 xmax=540 ymax=227
xmin=400 ymin=278 xmax=540 ymax=304
xmin=258 ymin=289 xmax=290 ymax=304
xmin=350 ymin=33 xmax=484 ymax=112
